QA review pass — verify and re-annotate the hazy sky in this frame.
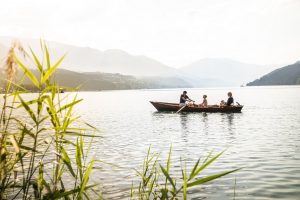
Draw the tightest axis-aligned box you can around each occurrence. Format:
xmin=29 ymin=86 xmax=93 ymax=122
xmin=0 ymin=0 xmax=299 ymax=67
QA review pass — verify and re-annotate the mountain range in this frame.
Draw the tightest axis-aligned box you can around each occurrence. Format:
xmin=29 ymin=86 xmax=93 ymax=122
xmin=0 ymin=36 xmax=178 ymax=77
xmin=0 ymin=36 xmax=285 ymax=89
xmin=0 ymin=68 xmax=191 ymax=91
xmin=247 ymin=61 xmax=300 ymax=86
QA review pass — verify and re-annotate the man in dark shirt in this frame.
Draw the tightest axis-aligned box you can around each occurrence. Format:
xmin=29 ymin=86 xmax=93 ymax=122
xmin=179 ymin=91 xmax=192 ymax=106
xmin=226 ymin=92 xmax=234 ymax=106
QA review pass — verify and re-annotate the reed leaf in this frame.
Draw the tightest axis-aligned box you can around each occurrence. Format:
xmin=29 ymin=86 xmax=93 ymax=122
xmin=17 ymin=99 xmax=38 ymax=108
xmin=76 ymin=138 xmax=83 ymax=181
xmin=4 ymin=141 xmax=40 ymax=152
xmin=189 ymin=150 xmax=225 ymax=180
xmin=57 ymin=99 xmax=82 ymax=113
xmin=52 ymin=184 xmax=98 ymax=199
xmin=44 ymin=43 xmax=51 ymax=70
xmin=159 ymin=164 xmax=176 ymax=191
xmin=167 ymin=144 xmax=172 ymax=172
xmin=80 ymin=160 xmax=95 ymax=196
xmin=187 ymin=168 xmax=240 ymax=188
xmin=30 ymin=47 xmax=44 ymax=74
xmin=80 ymin=136 xmax=84 ymax=156
xmin=42 ymin=54 xmax=66 ymax=83
xmin=13 ymin=53 xmax=40 ymax=88
xmin=61 ymin=147 xmax=76 ymax=178
xmin=188 ymin=158 xmax=200 ymax=181
xmin=38 ymin=161 xmax=44 ymax=193
xmin=84 ymin=122 xmax=98 ymax=131
xmin=18 ymin=94 xmax=38 ymax=124
xmin=183 ymin=165 xmax=187 ymax=200
xmin=9 ymin=134 xmax=20 ymax=153
xmin=63 ymin=131 xmax=98 ymax=137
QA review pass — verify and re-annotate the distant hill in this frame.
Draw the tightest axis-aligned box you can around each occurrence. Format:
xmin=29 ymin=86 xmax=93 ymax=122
xmin=0 ymin=68 xmax=191 ymax=91
xmin=247 ymin=61 xmax=300 ymax=86
xmin=0 ymin=36 xmax=179 ymax=77
xmin=180 ymin=58 xmax=276 ymax=86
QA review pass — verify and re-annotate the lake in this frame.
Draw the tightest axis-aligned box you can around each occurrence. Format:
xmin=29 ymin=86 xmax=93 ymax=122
xmin=74 ymin=86 xmax=300 ymax=199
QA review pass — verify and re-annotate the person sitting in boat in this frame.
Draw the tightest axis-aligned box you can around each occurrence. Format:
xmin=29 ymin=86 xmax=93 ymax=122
xmin=226 ymin=92 xmax=234 ymax=106
xmin=219 ymin=100 xmax=226 ymax=107
xmin=199 ymin=95 xmax=208 ymax=107
xmin=179 ymin=91 xmax=193 ymax=107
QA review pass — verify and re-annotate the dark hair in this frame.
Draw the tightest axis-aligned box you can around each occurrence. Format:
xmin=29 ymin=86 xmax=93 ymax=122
xmin=183 ymin=91 xmax=187 ymax=94
xmin=203 ymin=95 xmax=207 ymax=98
xmin=228 ymin=92 xmax=232 ymax=97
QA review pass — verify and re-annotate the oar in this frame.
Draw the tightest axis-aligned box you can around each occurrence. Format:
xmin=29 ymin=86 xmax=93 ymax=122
xmin=176 ymin=105 xmax=186 ymax=113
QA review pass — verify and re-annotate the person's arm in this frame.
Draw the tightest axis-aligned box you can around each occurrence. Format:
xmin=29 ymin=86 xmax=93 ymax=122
xmin=186 ymin=95 xmax=193 ymax=102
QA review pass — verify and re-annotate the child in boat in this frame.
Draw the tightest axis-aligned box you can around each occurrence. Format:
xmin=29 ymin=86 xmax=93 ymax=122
xmin=199 ymin=95 xmax=208 ymax=107
xmin=219 ymin=100 xmax=225 ymax=107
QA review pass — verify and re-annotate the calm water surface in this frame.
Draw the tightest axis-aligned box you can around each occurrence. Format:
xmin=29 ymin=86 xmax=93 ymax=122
xmin=75 ymin=86 xmax=300 ymax=200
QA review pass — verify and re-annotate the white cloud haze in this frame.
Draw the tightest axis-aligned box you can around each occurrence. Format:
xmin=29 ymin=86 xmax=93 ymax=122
xmin=0 ymin=0 xmax=299 ymax=67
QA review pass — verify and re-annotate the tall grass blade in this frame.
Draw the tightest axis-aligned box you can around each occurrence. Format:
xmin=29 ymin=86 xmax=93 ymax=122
xmin=42 ymin=54 xmax=66 ymax=83
xmin=30 ymin=48 xmax=44 ymax=74
xmin=167 ymin=144 xmax=172 ymax=172
xmin=18 ymin=94 xmax=38 ymax=124
xmin=38 ymin=161 xmax=44 ymax=194
xmin=61 ymin=147 xmax=76 ymax=178
xmin=190 ymin=150 xmax=225 ymax=180
xmin=159 ymin=164 xmax=176 ymax=191
xmin=9 ymin=134 xmax=20 ymax=153
xmin=76 ymin=138 xmax=83 ymax=181
xmin=187 ymin=168 xmax=240 ymax=188
xmin=188 ymin=158 xmax=200 ymax=181
xmin=44 ymin=43 xmax=51 ymax=70
xmin=57 ymin=99 xmax=82 ymax=113
xmin=13 ymin=54 xmax=40 ymax=88
xmin=80 ymin=160 xmax=95 ymax=195
xmin=52 ymin=184 xmax=97 ymax=199
xmin=183 ymin=163 xmax=187 ymax=200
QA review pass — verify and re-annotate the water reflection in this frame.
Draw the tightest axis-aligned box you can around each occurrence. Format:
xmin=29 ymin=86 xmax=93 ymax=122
xmin=179 ymin=113 xmax=188 ymax=131
xmin=220 ymin=113 xmax=235 ymax=134
xmin=179 ymin=114 xmax=189 ymax=144
xmin=227 ymin=113 xmax=234 ymax=127
xmin=201 ymin=113 xmax=209 ymax=135
xmin=180 ymin=112 xmax=209 ymax=135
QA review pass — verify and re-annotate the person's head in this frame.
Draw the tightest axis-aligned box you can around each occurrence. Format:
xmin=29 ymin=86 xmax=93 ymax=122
xmin=203 ymin=95 xmax=207 ymax=99
xmin=227 ymin=92 xmax=232 ymax=97
xmin=221 ymin=100 xmax=225 ymax=103
xmin=183 ymin=91 xmax=187 ymax=95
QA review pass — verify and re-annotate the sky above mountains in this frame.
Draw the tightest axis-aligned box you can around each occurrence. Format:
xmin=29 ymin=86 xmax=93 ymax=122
xmin=0 ymin=0 xmax=299 ymax=68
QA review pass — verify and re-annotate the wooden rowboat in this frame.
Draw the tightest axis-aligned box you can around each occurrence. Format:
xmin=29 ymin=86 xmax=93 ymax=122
xmin=150 ymin=101 xmax=243 ymax=113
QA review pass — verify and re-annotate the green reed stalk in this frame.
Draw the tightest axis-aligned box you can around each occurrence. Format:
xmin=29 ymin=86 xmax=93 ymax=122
xmin=131 ymin=146 xmax=240 ymax=199
xmin=0 ymin=41 xmax=100 ymax=199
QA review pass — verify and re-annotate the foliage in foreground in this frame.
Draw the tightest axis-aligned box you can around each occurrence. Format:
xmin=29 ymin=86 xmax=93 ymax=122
xmin=131 ymin=146 xmax=239 ymax=200
xmin=0 ymin=41 xmax=100 ymax=199
xmin=0 ymin=41 xmax=239 ymax=200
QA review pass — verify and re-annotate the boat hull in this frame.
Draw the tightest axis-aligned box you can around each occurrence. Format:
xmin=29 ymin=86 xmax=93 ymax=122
xmin=150 ymin=101 xmax=243 ymax=113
